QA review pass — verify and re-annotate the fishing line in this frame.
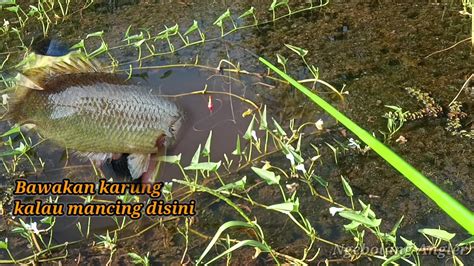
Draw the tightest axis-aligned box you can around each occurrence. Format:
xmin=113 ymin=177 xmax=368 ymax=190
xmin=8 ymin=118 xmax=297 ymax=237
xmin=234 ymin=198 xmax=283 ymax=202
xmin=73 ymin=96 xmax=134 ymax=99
xmin=189 ymin=98 xmax=238 ymax=132
xmin=223 ymin=40 xmax=237 ymax=124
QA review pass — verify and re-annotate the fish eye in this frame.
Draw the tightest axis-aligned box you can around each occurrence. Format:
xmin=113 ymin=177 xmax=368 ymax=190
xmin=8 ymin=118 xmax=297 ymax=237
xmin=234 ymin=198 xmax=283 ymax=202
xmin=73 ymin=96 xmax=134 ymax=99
xmin=169 ymin=126 xmax=175 ymax=133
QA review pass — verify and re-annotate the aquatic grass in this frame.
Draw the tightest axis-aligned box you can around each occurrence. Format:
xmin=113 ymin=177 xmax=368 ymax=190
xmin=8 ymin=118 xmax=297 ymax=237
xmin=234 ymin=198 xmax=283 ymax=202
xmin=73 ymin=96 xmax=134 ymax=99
xmin=0 ymin=125 xmax=45 ymax=173
xmin=64 ymin=1 xmax=330 ymax=73
xmin=0 ymin=0 xmax=93 ymax=72
xmin=382 ymin=105 xmax=409 ymax=142
xmin=96 ymin=230 xmax=118 ymax=265
xmin=258 ymin=56 xmax=474 ymax=235
xmin=128 ymin=252 xmax=150 ymax=266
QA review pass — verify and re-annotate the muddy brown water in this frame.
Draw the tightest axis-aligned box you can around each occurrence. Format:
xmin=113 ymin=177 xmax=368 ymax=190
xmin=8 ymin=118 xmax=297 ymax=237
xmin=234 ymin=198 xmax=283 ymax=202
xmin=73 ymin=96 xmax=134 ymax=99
xmin=1 ymin=0 xmax=473 ymax=265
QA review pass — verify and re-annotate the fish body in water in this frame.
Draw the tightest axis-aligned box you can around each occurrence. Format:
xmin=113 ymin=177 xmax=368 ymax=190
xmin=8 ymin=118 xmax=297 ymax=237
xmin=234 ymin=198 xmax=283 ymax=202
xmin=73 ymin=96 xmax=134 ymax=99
xmin=12 ymin=73 xmax=182 ymax=154
xmin=7 ymin=54 xmax=183 ymax=181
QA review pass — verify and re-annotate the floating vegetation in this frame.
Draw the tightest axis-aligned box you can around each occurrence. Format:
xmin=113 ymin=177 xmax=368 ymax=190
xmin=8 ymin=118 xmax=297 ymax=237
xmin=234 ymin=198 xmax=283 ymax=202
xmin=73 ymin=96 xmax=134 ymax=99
xmin=404 ymin=87 xmax=443 ymax=121
xmin=384 ymin=87 xmax=473 ymax=140
xmin=446 ymin=101 xmax=474 ymax=139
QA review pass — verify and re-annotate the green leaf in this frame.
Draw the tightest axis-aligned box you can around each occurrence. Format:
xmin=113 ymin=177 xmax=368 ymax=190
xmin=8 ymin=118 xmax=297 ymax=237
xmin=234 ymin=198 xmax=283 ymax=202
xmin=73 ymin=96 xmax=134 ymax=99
xmin=123 ymin=25 xmax=132 ymax=38
xmin=343 ymin=221 xmax=361 ymax=231
xmin=166 ymin=24 xmax=179 ymax=35
xmin=0 ymin=126 xmax=20 ymax=137
xmin=206 ymin=240 xmax=270 ymax=265
xmin=296 ymin=134 xmax=302 ymax=152
xmin=128 ymin=252 xmax=143 ymax=264
xmin=418 ymin=228 xmax=455 ymax=242
xmin=70 ymin=39 xmax=85 ymax=50
xmin=276 ymin=54 xmax=287 ymax=66
xmin=457 ymin=236 xmax=474 ymax=247
xmin=88 ymin=41 xmax=108 ymax=58
xmin=132 ymin=39 xmax=146 ymax=48
xmin=5 ymin=5 xmax=18 ymax=12
xmin=243 ymin=116 xmax=255 ymax=140
xmin=309 ymin=65 xmax=319 ymax=79
xmin=0 ymin=149 xmax=22 ymax=157
xmin=382 ymin=237 xmax=417 ymax=266
xmin=0 ymin=0 xmax=16 ymax=6
xmin=259 ymin=106 xmax=268 ymax=130
xmin=183 ymin=20 xmax=199 ymax=36
xmin=202 ymin=131 xmax=212 ymax=157
xmin=377 ymin=232 xmax=397 ymax=245
xmin=196 ymin=221 xmax=255 ymax=264
xmin=191 ymin=144 xmax=201 ymax=165
xmin=312 ymin=175 xmax=328 ymax=187
xmin=217 ymin=176 xmax=247 ymax=192
xmin=390 ymin=215 xmax=404 ymax=236
xmin=288 ymin=148 xmax=304 ymax=164
xmin=155 ymin=32 xmax=168 ymax=40
xmin=251 ymin=166 xmax=280 ymax=185
xmin=40 ymin=216 xmax=53 ymax=225
xmin=267 ymin=198 xmax=299 ymax=214
xmin=238 ymin=7 xmax=255 ymax=18
xmin=285 ymin=44 xmax=308 ymax=58
xmin=269 ymin=0 xmax=289 ymax=11
xmin=15 ymin=142 xmax=28 ymax=153
xmin=184 ymin=161 xmax=221 ymax=172
xmin=162 ymin=182 xmax=173 ymax=196
xmin=339 ymin=210 xmax=381 ymax=228
xmin=0 ymin=240 xmax=7 ymax=250
xmin=340 ymin=176 xmax=353 ymax=197
xmin=231 ymin=136 xmax=242 ymax=156
xmin=272 ymin=118 xmax=287 ymax=136
xmin=400 ymin=236 xmax=417 ymax=248
xmin=385 ymin=105 xmax=404 ymax=112
xmin=358 ymin=200 xmax=376 ymax=219
xmin=156 ymin=24 xmax=179 ymax=40
xmin=11 ymin=226 xmax=26 ymax=235
xmin=213 ymin=9 xmax=231 ymax=27
xmin=86 ymin=31 xmax=104 ymax=38
xmin=158 ymin=154 xmax=181 ymax=164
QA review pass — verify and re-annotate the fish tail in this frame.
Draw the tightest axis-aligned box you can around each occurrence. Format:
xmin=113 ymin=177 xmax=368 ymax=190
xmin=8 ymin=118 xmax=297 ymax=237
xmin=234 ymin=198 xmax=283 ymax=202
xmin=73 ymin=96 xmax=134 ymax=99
xmin=1 ymin=83 xmax=29 ymax=123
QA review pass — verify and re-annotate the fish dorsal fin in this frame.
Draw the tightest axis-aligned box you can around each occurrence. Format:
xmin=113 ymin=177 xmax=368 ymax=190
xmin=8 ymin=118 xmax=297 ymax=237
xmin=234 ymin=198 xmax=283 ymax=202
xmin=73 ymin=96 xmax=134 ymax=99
xmin=47 ymin=53 xmax=103 ymax=75
xmin=15 ymin=72 xmax=45 ymax=91
xmin=17 ymin=52 xmax=106 ymax=91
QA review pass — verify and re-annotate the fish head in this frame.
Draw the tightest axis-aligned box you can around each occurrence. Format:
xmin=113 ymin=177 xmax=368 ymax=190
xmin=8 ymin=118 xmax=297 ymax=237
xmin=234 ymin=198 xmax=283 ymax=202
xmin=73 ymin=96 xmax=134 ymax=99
xmin=163 ymin=107 xmax=185 ymax=148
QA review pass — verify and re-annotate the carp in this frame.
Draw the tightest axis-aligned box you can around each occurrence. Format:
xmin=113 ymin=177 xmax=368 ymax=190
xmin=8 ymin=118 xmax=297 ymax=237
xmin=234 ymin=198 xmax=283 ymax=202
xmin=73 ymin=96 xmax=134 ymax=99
xmin=6 ymin=53 xmax=183 ymax=182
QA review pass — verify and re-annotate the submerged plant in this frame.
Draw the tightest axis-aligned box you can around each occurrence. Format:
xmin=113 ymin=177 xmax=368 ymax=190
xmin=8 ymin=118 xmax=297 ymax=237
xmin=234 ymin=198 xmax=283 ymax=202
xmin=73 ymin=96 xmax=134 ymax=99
xmin=382 ymin=105 xmax=409 ymax=142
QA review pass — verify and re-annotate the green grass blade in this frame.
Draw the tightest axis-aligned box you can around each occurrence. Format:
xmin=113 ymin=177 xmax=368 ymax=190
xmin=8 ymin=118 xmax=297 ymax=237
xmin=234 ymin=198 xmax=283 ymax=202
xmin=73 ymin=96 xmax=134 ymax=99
xmin=258 ymin=56 xmax=474 ymax=234
xmin=196 ymin=221 xmax=255 ymax=264
xmin=205 ymin=239 xmax=271 ymax=265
